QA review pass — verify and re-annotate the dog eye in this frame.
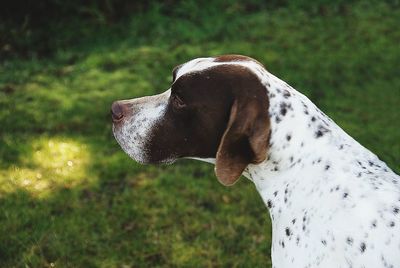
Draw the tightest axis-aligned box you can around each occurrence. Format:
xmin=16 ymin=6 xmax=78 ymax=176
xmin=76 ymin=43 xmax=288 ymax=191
xmin=172 ymin=94 xmax=186 ymax=109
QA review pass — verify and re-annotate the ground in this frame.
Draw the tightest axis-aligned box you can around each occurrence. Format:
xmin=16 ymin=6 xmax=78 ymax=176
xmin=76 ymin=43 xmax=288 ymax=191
xmin=0 ymin=1 xmax=399 ymax=267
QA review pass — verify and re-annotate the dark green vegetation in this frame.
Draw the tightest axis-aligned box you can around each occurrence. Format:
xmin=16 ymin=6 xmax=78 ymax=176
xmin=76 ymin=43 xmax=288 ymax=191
xmin=1 ymin=1 xmax=399 ymax=267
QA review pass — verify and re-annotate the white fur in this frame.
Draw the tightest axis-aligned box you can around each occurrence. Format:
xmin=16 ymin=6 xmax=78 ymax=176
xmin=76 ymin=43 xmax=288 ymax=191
xmin=186 ymin=157 xmax=216 ymax=164
xmin=243 ymin=72 xmax=400 ymax=268
xmin=175 ymin=57 xmax=215 ymax=80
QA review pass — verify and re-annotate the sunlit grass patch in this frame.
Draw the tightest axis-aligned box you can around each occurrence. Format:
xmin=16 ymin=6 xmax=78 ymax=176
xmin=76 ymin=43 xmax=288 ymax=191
xmin=0 ymin=137 xmax=92 ymax=198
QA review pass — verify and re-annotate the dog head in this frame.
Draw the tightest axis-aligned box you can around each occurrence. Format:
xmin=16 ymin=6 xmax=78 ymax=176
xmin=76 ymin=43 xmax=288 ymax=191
xmin=112 ymin=55 xmax=270 ymax=186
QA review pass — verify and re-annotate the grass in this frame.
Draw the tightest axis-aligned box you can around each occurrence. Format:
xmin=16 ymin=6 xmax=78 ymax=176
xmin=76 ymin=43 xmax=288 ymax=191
xmin=0 ymin=1 xmax=399 ymax=267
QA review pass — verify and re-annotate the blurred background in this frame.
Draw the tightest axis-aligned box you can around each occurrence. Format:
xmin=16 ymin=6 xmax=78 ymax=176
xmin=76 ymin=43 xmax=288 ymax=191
xmin=0 ymin=0 xmax=399 ymax=267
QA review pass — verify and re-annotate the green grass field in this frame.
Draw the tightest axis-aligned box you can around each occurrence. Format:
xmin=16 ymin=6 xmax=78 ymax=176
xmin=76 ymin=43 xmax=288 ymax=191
xmin=0 ymin=1 xmax=399 ymax=267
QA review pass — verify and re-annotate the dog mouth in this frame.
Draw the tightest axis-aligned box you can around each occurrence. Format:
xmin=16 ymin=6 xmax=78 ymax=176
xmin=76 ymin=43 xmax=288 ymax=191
xmin=112 ymin=124 xmax=178 ymax=165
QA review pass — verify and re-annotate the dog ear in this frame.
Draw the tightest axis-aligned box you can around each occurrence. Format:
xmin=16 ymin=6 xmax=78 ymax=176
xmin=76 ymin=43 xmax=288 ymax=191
xmin=215 ymin=97 xmax=270 ymax=186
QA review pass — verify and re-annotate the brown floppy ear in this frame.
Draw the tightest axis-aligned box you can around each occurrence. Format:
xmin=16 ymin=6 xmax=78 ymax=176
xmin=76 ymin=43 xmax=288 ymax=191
xmin=215 ymin=97 xmax=270 ymax=186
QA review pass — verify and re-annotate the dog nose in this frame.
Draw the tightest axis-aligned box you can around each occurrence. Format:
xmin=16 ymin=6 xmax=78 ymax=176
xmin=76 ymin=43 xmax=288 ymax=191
xmin=111 ymin=101 xmax=125 ymax=122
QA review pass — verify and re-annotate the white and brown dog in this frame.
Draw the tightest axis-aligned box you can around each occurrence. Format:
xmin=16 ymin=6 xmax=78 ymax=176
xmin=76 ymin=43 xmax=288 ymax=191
xmin=111 ymin=55 xmax=400 ymax=268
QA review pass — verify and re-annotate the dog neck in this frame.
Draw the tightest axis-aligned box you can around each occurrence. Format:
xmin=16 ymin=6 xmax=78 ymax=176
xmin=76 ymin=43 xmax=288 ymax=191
xmin=242 ymin=71 xmax=394 ymax=224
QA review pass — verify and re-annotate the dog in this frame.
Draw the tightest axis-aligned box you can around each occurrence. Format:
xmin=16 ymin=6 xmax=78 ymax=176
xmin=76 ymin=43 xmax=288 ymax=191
xmin=111 ymin=55 xmax=400 ymax=268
